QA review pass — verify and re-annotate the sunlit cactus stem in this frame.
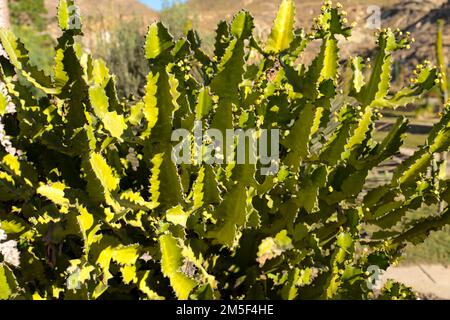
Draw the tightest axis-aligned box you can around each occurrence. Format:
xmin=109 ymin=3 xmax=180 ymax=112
xmin=435 ymin=19 xmax=448 ymax=211
xmin=0 ymin=0 xmax=450 ymax=300
xmin=436 ymin=19 xmax=448 ymax=104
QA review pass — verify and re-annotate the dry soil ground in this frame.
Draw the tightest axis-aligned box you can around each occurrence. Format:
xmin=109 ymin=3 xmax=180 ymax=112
xmin=382 ymin=265 xmax=450 ymax=299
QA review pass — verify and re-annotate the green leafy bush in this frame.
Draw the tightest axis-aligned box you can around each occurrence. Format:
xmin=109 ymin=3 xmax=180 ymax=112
xmin=0 ymin=0 xmax=450 ymax=300
xmin=93 ymin=22 xmax=149 ymax=99
xmin=8 ymin=0 xmax=55 ymax=74
xmin=160 ymin=0 xmax=191 ymax=40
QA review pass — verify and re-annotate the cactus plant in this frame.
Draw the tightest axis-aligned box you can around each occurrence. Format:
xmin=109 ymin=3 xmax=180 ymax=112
xmin=0 ymin=0 xmax=449 ymax=300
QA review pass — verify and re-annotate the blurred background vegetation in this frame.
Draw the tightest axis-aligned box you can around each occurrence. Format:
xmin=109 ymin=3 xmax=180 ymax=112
xmin=8 ymin=0 xmax=55 ymax=73
xmin=160 ymin=0 xmax=190 ymax=39
xmin=93 ymin=22 xmax=149 ymax=98
xmin=90 ymin=0 xmax=192 ymax=98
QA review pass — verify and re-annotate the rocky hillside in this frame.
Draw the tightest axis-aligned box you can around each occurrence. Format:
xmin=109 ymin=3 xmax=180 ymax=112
xmin=382 ymin=0 xmax=450 ymax=67
xmin=44 ymin=0 xmax=159 ymax=36
xmin=186 ymin=0 xmax=449 ymax=68
xmin=41 ymin=0 xmax=448 ymax=69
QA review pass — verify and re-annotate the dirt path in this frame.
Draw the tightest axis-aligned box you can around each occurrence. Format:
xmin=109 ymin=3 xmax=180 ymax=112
xmin=381 ymin=265 xmax=450 ymax=299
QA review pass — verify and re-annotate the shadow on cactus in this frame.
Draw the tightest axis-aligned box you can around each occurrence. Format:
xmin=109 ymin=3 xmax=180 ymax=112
xmin=0 ymin=0 xmax=449 ymax=300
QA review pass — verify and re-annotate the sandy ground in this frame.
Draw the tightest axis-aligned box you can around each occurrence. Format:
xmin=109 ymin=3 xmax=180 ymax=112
xmin=381 ymin=265 xmax=450 ymax=299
